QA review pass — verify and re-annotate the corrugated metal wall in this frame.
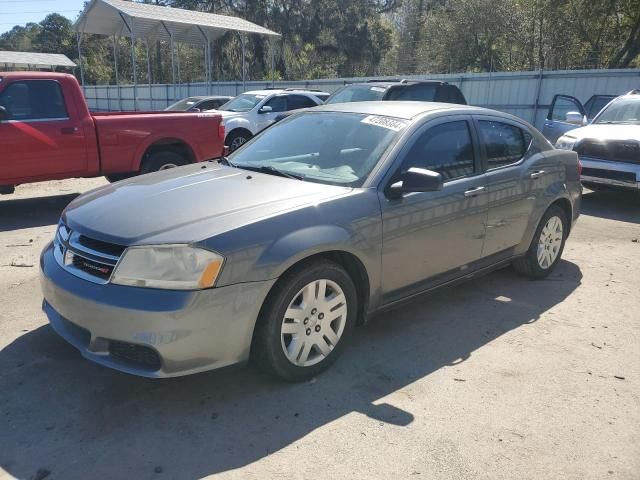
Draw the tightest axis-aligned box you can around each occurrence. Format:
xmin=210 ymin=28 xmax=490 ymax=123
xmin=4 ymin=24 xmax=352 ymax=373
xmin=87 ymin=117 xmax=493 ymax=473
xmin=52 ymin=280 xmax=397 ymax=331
xmin=83 ymin=68 xmax=640 ymax=129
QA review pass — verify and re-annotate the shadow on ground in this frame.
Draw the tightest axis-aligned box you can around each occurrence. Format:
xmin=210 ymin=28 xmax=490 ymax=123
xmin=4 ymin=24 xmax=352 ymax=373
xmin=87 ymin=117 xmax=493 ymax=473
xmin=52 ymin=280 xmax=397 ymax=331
xmin=0 ymin=262 xmax=582 ymax=479
xmin=581 ymin=189 xmax=640 ymax=224
xmin=0 ymin=194 xmax=79 ymax=232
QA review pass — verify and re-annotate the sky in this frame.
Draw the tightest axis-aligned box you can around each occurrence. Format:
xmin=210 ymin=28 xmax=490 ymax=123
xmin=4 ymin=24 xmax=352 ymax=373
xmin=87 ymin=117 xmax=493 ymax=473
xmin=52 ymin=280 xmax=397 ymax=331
xmin=0 ymin=0 xmax=86 ymax=34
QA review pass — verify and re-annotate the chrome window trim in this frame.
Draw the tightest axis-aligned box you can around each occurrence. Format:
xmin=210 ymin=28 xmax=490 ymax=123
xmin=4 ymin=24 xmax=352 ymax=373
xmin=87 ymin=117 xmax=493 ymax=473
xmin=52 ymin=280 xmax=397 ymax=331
xmin=0 ymin=117 xmax=70 ymax=124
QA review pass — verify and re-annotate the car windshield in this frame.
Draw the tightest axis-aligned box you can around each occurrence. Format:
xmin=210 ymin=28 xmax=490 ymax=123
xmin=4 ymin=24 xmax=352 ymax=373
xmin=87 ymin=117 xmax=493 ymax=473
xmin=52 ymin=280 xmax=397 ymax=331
xmin=325 ymin=85 xmax=388 ymax=104
xmin=219 ymin=94 xmax=266 ymax=112
xmin=165 ymin=97 xmax=201 ymax=111
xmin=594 ymin=98 xmax=640 ymax=125
xmin=228 ymin=112 xmax=408 ymax=187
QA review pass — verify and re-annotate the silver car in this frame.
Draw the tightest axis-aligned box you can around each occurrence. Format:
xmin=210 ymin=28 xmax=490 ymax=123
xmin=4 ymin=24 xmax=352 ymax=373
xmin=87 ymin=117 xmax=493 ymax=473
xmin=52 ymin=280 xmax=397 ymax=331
xmin=40 ymin=102 xmax=581 ymax=381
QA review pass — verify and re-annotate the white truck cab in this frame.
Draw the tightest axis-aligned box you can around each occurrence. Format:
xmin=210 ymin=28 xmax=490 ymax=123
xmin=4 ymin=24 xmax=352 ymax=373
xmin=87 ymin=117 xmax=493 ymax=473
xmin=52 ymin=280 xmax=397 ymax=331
xmin=554 ymin=90 xmax=640 ymax=192
xmin=207 ymin=89 xmax=329 ymax=151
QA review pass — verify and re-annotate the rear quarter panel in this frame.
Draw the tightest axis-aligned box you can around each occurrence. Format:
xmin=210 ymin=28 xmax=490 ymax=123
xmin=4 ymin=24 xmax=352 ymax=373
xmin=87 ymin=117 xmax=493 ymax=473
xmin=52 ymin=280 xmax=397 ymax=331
xmin=92 ymin=112 xmax=223 ymax=174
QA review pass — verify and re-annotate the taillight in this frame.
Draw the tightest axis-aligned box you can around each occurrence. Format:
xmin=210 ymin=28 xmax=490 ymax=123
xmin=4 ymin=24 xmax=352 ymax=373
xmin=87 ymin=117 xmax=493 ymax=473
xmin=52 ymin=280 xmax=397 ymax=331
xmin=577 ymin=159 xmax=583 ymax=176
xmin=218 ymin=122 xmax=225 ymax=140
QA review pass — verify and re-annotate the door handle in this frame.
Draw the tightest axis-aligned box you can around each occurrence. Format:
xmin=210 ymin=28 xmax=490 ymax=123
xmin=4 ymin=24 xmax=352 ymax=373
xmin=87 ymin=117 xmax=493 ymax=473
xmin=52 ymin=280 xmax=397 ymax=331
xmin=61 ymin=127 xmax=78 ymax=135
xmin=530 ymin=170 xmax=545 ymax=179
xmin=463 ymin=186 xmax=486 ymax=197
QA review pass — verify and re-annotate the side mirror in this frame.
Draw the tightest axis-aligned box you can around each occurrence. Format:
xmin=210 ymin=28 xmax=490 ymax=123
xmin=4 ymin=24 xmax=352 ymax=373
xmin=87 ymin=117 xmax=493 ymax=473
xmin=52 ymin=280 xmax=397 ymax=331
xmin=387 ymin=167 xmax=443 ymax=199
xmin=0 ymin=105 xmax=8 ymax=121
xmin=258 ymin=105 xmax=273 ymax=114
xmin=565 ymin=111 xmax=586 ymax=125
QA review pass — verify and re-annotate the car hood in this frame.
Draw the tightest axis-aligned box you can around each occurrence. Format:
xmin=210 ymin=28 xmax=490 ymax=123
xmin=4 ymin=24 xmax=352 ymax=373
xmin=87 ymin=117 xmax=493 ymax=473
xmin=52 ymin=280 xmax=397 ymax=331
xmin=563 ymin=124 xmax=640 ymax=141
xmin=62 ymin=164 xmax=352 ymax=246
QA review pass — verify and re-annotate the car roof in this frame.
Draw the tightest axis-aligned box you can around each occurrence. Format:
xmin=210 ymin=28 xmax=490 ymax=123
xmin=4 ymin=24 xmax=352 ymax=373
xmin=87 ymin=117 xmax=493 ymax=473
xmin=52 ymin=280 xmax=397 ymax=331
xmin=344 ymin=80 xmax=448 ymax=88
xmin=307 ymin=101 xmax=491 ymax=120
xmin=244 ymin=89 xmax=325 ymax=96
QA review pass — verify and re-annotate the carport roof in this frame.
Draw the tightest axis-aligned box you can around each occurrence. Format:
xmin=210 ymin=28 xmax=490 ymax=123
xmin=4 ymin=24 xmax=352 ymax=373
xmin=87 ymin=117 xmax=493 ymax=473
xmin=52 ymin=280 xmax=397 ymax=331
xmin=75 ymin=0 xmax=280 ymax=44
xmin=0 ymin=51 xmax=76 ymax=68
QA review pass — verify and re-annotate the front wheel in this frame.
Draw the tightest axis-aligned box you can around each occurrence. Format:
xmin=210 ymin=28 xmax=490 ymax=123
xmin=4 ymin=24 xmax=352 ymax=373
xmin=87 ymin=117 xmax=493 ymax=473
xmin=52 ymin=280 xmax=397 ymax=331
xmin=513 ymin=204 xmax=568 ymax=279
xmin=225 ymin=130 xmax=251 ymax=152
xmin=252 ymin=260 xmax=357 ymax=382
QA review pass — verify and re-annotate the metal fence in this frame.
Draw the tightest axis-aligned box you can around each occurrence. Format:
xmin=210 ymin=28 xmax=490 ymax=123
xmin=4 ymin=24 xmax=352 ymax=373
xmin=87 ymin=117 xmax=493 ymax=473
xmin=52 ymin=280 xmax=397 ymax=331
xmin=83 ymin=68 xmax=640 ymax=129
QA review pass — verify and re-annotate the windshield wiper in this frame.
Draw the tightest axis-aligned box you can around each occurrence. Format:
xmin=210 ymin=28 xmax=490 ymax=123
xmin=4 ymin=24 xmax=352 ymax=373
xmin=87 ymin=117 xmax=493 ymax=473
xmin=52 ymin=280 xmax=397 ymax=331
xmin=234 ymin=164 xmax=305 ymax=180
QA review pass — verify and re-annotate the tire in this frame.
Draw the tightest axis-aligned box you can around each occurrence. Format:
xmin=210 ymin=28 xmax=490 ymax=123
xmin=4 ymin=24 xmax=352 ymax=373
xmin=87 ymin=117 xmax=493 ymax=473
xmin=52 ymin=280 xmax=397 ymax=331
xmin=513 ymin=204 xmax=568 ymax=279
xmin=252 ymin=259 xmax=358 ymax=382
xmin=140 ymin=150 xmax=188 ymax=174
xmin=225 ymin=130 xmax=251 ymax=152
xmin=105 ymin=173 xmax=132 ymax=183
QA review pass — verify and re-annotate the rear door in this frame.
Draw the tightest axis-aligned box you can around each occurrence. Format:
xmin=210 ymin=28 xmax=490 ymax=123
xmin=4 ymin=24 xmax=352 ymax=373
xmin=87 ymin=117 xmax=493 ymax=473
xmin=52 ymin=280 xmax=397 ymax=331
xmin=475 ymin=115 xmax=549 ymax=257
xmin=542 ymin=94 xmax=586 ymax=143
xmin=0 ymin=79 xmax=87 ymax=182
xmin=583 ymin=95 xmax=616 ymax=120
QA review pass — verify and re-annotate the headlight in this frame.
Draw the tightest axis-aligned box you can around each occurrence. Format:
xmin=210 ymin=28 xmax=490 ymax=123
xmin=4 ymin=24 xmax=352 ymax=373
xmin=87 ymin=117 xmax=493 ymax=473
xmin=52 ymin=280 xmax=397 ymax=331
xmin=111 ymin=245 xmax=224 ymax=290
xmin=555 ymin=135 xmax=577 ymax=151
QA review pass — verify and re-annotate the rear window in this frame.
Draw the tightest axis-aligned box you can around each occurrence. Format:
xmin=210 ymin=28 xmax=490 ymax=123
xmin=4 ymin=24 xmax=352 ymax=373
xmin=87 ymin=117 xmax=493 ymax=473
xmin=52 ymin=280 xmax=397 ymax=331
xmin=386 ymin=84 xmax=437 ymax=101
xmin=325 ymin=85 xmax=387 ymax=104
xmin=0 ymin=80 xmax=68 ymax=120
xmin=478 ymin=120 xmax=532 ymax=169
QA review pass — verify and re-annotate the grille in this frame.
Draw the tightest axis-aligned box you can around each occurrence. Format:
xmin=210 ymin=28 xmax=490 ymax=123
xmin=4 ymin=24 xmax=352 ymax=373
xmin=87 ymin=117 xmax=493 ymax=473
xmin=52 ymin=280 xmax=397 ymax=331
xmin=77 ymin=235 xmax=126 ymax=257
xmin=577 ymin=140 xmax=640 ymax=165
xmin=582 ymin=167 xmax=637 ymax=183
xmin=109 ymin=341 xmax=162 ymax=371
xmin=71 ymin=254 xmax=114 ymax=280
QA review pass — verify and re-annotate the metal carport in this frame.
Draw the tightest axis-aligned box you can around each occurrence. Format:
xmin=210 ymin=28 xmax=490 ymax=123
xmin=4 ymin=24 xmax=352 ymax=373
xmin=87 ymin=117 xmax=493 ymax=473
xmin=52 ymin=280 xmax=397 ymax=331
xmin=0 ymin=51 xmax=76 ymax=70
xmin=75 ymin=0 xmax=280 ymax=109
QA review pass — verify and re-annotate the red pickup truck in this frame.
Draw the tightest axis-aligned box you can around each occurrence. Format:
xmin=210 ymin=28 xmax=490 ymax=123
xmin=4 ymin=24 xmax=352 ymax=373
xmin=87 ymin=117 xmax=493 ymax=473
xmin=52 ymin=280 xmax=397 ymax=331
xmin=0 ymin=72 xmax=225 ymax=194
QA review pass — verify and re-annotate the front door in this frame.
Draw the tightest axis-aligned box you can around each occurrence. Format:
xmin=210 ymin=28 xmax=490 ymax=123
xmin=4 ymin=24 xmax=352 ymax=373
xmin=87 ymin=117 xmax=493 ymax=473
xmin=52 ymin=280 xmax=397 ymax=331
xmin=255 ymin=95 xmax=288 ymax=132
xmin=0 ymin=79 xmax=87 ymax=183
xmin=379 ymin=118 xmax=488 ymax=303
xmin=542 ymin=94 xmax=586 ymax=144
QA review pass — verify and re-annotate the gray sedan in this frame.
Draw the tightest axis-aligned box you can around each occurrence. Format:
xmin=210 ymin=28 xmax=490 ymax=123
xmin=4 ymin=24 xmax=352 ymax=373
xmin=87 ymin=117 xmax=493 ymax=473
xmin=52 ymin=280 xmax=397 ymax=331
xmin=40 ymin=102 xmax=581 ymax=381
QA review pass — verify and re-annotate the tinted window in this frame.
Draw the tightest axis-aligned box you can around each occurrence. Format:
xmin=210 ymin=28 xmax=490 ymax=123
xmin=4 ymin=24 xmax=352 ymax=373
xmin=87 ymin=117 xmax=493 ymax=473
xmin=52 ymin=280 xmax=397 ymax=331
xmin=199 ymin=100 xmax=219 ymax=110
xmin=325 ymin=85 xmax=387 ymax=104
xmin=479 ymin=121 xmax=531 ymax=169
xmin=402 ymin=121 xmax=475 ymax=181
xmin=287 ymin=94 xmax=317 ymax=110
xmin=585 ymin=96 xmax=614 ymax=119
xmin=0 ymin=80 xmax=68 ymax=120
xmin=265 ymin=95 xmax=287 ymax=112
xmin=387 ymin=84 xmax=437 ymax=101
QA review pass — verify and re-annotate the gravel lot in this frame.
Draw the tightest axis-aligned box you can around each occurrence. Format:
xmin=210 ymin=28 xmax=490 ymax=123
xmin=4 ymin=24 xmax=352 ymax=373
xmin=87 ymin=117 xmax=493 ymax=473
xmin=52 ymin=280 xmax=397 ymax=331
xmin=1 ymin=178 xmax=639 ymax=480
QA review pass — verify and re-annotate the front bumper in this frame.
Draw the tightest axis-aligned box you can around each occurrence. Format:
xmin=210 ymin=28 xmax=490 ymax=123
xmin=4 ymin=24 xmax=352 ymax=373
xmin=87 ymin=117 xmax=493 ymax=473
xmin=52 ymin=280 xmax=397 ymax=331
xmin=40 ymin=242 xmax=276 ymax=378
xmin=580 ymin=156 xmax=640 ymax=190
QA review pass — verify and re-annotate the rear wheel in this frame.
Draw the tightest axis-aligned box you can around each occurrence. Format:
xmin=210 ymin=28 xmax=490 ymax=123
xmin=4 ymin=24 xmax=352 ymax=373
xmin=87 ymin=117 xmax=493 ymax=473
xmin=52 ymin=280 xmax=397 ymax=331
xmin=140 ymin=150 xmax=188 ymax=174
xmin=252 ymin=260 xmax=357 ymax=382
xmin=513 ymin=205 xmax=568 ymax=279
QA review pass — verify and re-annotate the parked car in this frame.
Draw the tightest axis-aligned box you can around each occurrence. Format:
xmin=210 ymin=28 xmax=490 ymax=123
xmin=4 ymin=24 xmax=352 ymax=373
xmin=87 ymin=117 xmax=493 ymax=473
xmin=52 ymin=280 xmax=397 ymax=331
xmin=554 ymin=90 xmax=640 ymax=192
xmin=164 ymin=95 xmax=233 ymax=112
xmin=542 ymin=93 xmax=618 ymax=143
xmin=0 ymin=72 xmax=225 ymax=193
xmin=40 ymin=101 xmax=581 ymax=381
xmin=209 ymin=88 xmax=329 ymax=151
xmin=325 ymin=79 xmax=467 ymax=105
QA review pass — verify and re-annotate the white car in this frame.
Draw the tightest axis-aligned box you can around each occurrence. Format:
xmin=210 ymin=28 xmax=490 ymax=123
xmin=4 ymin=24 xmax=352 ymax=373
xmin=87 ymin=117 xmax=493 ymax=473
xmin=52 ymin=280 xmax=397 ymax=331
xmin=555 ymin=90 xmax=640 ymax=192
xmin=208 ymin=89 xmax=329 ymax=150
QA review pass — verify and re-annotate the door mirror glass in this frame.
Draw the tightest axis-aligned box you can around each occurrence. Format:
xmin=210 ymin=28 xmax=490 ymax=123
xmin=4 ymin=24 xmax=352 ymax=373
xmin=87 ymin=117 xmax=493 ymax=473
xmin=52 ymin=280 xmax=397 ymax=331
xmin=565 ymin=111 xmax=586 ymax=125
xmin=387 ymin=167 xmax=443 ymax=198
xmin=259 ymin=105 xmax=273 ymax=114
xmin=0 ymin=105 xmax=8 ymax=121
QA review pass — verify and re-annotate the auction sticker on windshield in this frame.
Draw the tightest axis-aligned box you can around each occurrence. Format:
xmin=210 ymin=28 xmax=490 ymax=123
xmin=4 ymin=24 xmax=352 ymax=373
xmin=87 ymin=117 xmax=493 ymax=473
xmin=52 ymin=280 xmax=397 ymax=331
xmin=361 ymin=115 xmax=408 ymax=131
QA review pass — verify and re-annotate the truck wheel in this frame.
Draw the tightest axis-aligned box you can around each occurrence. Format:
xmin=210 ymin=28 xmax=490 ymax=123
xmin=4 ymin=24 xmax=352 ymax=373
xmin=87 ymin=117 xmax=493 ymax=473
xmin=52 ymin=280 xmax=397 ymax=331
xmin=512 ymin=205 xmax=568 ymax=279
xmin=226 ymin=131 xmax=251 ymax=152
xmin=251 ymin=259 xmax=357 ymax=382
xmin=141 ymin=150 xmax=188 ymax=174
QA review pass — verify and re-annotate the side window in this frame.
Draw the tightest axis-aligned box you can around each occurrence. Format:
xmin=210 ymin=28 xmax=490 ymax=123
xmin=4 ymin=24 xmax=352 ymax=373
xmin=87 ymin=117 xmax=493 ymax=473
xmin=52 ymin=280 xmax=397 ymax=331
xmin=549 ymin=96 xmax=583 ymax=122
xmin=0 ymin=80 xmax=68 ymax=121
xmin=264 ymin=95 xmax=287 ymax=112
xmin=401 ymin=121 xmax=475 ymax=181
xmin=388 ymin=84 xmax=436 ymax=101
xmin=478 ymin=120 xmax=531 ymax=169
xmin=199 ymin=100 xmax=217 ymax=110
xmin=585 ymin=96 xmax=614 ymax=120
xmin=287 ymin=94 xmax=317 ymax=110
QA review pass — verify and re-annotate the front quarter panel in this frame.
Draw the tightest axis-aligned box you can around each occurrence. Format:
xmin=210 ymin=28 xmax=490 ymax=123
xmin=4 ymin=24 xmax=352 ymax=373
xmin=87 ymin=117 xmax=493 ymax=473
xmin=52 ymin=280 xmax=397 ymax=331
xmin=203 ymin=189 xmax=383 ymax=306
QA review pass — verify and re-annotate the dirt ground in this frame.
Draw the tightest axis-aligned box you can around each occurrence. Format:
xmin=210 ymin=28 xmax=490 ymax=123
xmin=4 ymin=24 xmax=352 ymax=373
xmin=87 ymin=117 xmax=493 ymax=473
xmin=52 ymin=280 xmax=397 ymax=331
xmin=0 ymin=178 xmax=639 ymax=480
